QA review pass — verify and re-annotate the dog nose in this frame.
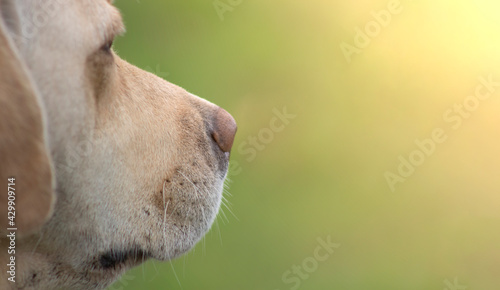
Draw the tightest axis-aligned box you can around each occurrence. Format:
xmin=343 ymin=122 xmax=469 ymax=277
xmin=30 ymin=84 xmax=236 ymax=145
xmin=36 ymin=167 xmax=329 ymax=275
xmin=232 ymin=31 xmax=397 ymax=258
xmin=212 ymin=107 xmax=237 ymax=152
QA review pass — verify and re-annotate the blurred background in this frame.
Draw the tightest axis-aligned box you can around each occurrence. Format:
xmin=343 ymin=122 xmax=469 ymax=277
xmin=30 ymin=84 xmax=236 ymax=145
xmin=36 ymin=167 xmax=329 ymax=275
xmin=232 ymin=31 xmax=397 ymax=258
xmin=111 ymin=0 xmax=500 ymax=289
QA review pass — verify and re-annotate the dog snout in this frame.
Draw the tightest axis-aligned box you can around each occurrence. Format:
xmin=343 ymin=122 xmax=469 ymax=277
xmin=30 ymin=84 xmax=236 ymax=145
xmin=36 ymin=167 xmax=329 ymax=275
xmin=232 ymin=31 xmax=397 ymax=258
xmin=211 ymin=107 xmax=237 ymax=153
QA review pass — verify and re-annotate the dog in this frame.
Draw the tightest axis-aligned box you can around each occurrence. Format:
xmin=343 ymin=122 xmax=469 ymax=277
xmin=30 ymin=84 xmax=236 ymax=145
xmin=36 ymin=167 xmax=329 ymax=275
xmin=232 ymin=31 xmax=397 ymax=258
xmin=0 ymin=0 xmax=236 ymax=288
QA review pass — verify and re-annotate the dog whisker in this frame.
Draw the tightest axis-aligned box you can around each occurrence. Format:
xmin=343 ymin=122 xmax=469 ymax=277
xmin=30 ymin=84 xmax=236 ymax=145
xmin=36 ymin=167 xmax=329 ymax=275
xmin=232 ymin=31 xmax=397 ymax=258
xmin=4 ymin=0 xmax=237 ymax=287
xmin=215 ymin=217 xmax=223 ymax=245
xmin=31 ymin=232 xmax=44 ymax=255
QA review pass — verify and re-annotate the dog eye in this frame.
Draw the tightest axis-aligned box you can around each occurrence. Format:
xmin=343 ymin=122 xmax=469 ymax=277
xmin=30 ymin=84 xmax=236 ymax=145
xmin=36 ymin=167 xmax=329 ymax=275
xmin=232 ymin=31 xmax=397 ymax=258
xmin=101 ymin=40 xmax=114 ymax=53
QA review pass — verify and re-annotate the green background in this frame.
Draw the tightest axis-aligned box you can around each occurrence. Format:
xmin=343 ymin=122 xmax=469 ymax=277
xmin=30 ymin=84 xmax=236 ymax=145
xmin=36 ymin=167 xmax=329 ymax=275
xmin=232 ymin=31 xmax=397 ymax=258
xmin=110 ymin=0 xmax=500 ymax=289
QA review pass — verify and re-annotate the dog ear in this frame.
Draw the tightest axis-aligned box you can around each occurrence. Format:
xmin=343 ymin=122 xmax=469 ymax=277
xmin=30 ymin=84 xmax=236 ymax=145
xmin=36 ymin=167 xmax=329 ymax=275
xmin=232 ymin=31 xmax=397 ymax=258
xmin=0 ymin=12 xmax=55 ymax=236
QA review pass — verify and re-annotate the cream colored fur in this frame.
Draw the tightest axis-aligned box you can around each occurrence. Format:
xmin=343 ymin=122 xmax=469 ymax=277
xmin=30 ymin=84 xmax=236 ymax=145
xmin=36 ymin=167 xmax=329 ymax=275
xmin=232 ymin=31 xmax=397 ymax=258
xmin=0 ymin=0 xmax=234 ymax=289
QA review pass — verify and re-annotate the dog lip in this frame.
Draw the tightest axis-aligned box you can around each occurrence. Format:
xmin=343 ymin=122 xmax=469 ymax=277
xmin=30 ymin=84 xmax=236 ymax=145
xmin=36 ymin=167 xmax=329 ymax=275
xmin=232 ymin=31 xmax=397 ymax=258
xmin=98 ymin=248 xmax=151 ymax=270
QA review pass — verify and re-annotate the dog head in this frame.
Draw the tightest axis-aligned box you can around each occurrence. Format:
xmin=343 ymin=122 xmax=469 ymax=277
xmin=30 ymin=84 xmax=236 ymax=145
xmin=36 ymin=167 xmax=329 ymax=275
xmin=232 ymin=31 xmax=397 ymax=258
xmin=0 ymin=0 xmax=236 ymax=288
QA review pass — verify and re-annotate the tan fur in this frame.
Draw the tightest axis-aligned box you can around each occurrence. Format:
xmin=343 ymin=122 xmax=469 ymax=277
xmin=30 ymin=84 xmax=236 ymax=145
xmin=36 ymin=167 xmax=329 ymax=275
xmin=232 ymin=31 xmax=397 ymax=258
xmin=0 ymin=1 xmax=235 ymax=289
xmin=0 ymin=17 xmax=54 ymax=236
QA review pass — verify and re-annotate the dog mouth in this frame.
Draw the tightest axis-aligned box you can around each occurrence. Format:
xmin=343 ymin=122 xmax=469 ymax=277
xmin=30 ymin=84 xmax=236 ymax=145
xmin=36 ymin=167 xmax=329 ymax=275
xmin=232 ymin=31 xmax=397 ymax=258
xmin=92 ymin=155 xmax=229 ymax=275
xmin=96 ymin=247 xmax=152 ymax=272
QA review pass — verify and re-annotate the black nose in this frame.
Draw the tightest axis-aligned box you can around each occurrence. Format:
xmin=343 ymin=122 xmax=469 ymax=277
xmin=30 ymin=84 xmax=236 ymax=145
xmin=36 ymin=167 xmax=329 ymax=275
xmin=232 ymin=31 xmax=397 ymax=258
xmin=211 ymin=107 xmax=237 ymax=152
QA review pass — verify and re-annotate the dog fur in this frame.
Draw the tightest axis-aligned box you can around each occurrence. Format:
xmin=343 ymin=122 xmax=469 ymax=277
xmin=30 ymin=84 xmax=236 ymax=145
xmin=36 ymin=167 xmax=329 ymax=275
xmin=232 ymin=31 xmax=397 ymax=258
xmin=0 ymin=0 xmax=236 ymax=288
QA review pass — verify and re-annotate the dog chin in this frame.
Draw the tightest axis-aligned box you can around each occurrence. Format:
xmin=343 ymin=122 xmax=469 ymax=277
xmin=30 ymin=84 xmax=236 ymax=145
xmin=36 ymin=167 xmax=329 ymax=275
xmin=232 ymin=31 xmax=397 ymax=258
xmin=162 ymin=202 xmax=221 ymax=259
xmin=95 ymin=170 xmax=225 ymax=281
xmin=154 ymin=187 xmax=223 ymax=261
